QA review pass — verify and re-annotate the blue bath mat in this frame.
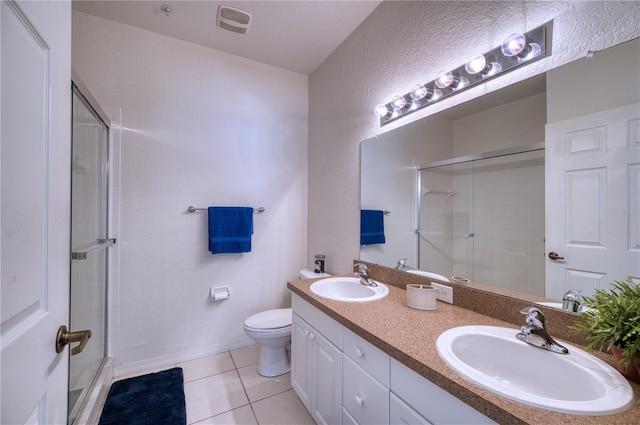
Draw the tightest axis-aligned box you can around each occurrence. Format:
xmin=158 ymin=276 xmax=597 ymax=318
xmin=98 ymin=367 xmax=186 ymax=425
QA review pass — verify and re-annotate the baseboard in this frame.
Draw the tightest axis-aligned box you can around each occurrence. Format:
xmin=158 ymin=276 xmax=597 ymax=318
xmin=113 ymin=336 xmax=254 ymax=379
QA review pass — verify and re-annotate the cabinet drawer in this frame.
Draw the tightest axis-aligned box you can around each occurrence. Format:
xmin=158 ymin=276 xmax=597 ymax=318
xmin=343 ymin=356 xmax=389 ymax=425
xmin=344 ymin=327 xmax=390 ymax=386
xmin=390 ymin=392 xmax=431 ymax=425
xmin=292 ymin=293 xmax=343 ymax=349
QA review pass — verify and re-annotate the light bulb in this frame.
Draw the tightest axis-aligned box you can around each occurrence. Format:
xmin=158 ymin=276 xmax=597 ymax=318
xmin=391 ymin=95 xmax=407 ymax=110
xmin=501 ymin=33 xmax=541 ymax=63
xmin=465 ymin=54 xmax=487 ymax=74
xmin=465 ymin=54 xmax=502 ymax=77
xmin=435 ymin=71 xmax=454 ymax=89
xmin=410 ymin=84 xmax=427 ymax=100
xmin=374 ymin=104 xmax=389 ymax=118
xmin=429 ymin=88 xmax=443 ymax=101
xmin=501 ymin=33 xmax=527 ymax=56
xmin=451 ymin=76 xmax=469 ymax=91
xmin=436 ymin=70 xmax=468 ymax=91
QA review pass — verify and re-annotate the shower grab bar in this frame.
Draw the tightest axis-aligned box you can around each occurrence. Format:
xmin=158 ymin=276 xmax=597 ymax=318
xmin=187 ymin=205 xmax=265 ymax=214
xmin=71 ymin=238 xmax=116 ymax=260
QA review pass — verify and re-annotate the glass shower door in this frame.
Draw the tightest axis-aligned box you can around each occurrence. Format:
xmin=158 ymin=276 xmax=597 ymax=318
xmin=68 ymin=84 xmax=111 ymax=423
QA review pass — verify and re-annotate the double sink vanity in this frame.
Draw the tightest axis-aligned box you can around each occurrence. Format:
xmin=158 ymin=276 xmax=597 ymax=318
xmin=287 ymin=261 xmax=640 ymax=425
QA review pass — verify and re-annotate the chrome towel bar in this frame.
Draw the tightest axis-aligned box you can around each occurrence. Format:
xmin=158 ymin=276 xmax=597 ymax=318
xmin=188 ymin=205 xmax=265 ymax=214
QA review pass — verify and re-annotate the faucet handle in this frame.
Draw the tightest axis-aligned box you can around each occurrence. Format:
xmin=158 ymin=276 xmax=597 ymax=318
xmin=520 ymin=306 xmax=545 ymax=327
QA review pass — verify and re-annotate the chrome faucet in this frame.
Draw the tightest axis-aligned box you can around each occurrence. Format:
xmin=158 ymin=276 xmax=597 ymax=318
xmin=515 ymin=307 xmax=569 ymax=354
xmin=354 ymin=263 xmax=378 ymax=287
xmin=562 ymin=289 xmax=582 ymax=312
xmin=395 ymin=258 xmax=409 ymax=271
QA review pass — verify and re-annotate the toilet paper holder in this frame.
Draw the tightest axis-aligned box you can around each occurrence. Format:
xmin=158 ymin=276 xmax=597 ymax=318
xmin=210 ymin=285 xmax=231 ymax=302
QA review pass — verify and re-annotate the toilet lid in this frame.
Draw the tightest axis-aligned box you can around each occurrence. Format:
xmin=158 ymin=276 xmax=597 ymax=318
xmin=245 ymin=308 xmax=292 ymax=330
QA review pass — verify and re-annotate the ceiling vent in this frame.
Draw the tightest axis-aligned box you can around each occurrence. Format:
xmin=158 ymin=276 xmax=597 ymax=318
xmin=217 ymin=5 xmax=252 ymax=35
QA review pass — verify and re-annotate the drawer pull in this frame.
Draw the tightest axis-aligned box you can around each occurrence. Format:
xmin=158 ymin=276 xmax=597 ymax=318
xmin=355 ymin=347 xmax=365 ymax=358
xmin=308 ymin=332 xmax=315 ymax=340
xmin=355 ymin=395 xmax=364 ymax=406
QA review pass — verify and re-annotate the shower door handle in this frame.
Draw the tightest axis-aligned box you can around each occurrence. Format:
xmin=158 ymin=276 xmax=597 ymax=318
xmin=56 ymin=325 xmax=92 ymax=355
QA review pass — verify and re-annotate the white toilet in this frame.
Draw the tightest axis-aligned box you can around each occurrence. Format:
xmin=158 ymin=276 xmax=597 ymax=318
xmin=243 ymin=269 xmax=330 ymax=377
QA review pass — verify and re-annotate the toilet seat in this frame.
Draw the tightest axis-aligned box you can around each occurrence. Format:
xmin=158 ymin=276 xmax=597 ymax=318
xmin=244 ymin=308 xmax=291 ymax=332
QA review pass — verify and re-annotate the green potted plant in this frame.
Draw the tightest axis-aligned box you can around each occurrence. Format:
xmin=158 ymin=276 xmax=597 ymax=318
xmin=571 ymin=277 xmax=640 ymax=383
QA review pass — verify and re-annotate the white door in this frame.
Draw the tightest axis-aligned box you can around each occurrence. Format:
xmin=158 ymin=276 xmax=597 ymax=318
xmin=545 ymin=103 xmax=640 ymax=300
xmin=1 ymin=1 xmax=71 ymax=424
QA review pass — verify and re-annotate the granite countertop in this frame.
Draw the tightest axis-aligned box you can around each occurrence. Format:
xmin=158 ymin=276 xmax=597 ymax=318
xmin=287 ymin=276 xmax=640 ymax=425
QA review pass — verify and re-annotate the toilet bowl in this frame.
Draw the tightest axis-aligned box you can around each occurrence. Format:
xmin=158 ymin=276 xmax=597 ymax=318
xmin=244 ymin=270 xmax=331 ymax=377
xmin=244 ymin=308 xmax=292 ymax=377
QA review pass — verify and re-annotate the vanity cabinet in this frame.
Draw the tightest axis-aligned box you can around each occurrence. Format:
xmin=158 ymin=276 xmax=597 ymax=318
xmin=390 ymin=359 xmax=497 ymax=425
xmin=291 ymin=293 xmax=495 ymax=425
xmin=291 ymin=297 xmax=343 ymax=425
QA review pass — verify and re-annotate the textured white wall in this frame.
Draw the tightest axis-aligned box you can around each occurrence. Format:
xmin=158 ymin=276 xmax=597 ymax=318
xmin=309 ymin=1 xmax=640 ymax=274
xmin=72 ymin=12 xmax=308 ymax=372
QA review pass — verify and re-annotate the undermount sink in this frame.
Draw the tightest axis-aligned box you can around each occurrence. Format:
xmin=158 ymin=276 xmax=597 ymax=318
xmin=436 ymin=325 xmax=634 ymax=415
xmin=406 ymin=269 xmax=450 ymax=282
xmin=310 ymin=277 xmax=389 ymax=302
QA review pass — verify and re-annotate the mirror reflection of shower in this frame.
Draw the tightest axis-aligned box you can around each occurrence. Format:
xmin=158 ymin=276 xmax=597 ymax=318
xmin=419 ymin=146 xmax=545 ymax=296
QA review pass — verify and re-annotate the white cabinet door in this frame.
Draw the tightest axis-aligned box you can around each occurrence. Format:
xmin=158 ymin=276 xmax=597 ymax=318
xmin=545 ymin=103 xmax=640 ymax=299
xmin=390 ymin=392 xmax=432 ymax=425
xmin=311 ymin=329 xmax=343 ymax=425
xmin=291 ymin=313 xmax=312 ymax=410
xmin=1 ymin=1 xmax=71 ymax=424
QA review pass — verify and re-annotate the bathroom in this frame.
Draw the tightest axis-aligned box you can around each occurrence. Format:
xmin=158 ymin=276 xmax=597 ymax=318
xmin=2 ymin=1 xmax=639 ymax=424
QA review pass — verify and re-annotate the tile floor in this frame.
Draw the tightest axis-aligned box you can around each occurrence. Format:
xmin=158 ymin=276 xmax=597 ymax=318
xmin=115 ymin=345 xmax=315 ymax=425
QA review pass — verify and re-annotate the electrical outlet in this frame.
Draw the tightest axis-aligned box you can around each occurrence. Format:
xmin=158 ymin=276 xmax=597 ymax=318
xmin=431 ymin=282 xmax=453 ymax=304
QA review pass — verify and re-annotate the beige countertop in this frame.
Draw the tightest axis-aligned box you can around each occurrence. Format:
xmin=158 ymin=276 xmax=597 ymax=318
xmin=287 ymin=276 xmax=640 ymax=425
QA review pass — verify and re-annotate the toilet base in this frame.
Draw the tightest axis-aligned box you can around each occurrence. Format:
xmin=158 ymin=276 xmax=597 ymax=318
xmin=257 ymin=345 xmax=290 ymax=377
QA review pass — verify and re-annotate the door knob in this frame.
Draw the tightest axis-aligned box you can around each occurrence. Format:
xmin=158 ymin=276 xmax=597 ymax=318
xmin=548 ymin=252 xmax=565 ymax=260
xmin=56 ymin=325 xmax=92 ymax=355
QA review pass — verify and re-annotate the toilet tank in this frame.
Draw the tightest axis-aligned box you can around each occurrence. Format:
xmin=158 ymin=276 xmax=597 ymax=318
xmin=299 ymin=269 xmax=330 ymax=279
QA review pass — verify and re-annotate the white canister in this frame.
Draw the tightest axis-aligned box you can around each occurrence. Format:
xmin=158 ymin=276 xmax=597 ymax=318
xmin=406 ymin=284 xmax=437 ymax=310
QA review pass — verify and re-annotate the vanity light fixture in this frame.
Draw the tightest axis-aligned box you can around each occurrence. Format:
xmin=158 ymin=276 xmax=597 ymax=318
xmin=375 ymin=22 xmax=551 ymax=126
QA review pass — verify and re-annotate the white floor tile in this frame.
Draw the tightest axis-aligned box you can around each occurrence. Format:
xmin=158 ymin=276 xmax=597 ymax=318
xmin=191 ymin=405 xmax=258 ymax=425
xmin=179 ymin=352 xmax=236 ymax=382
xmin=184 ymin=370 xmax=249 ymax=424
xmin=230 ymin=345 xmax=260 ymax=368
xmin=237 ymin=365 xmax=292 ymax=403
xmin=251 ymin=389 xmax=315 ymax=425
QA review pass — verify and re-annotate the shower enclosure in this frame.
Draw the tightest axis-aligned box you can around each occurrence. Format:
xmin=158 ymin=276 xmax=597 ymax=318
xmin=418 ymin=145 xmax=545 ymax=296
xmin=69 ymin=83 xmax=112 ymax=423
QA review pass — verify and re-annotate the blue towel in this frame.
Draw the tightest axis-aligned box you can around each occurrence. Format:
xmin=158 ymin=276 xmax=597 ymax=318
xmin=208 ymin=207 xmax=254 ymax=254
xmin=360 ymin=210 xmax=385 ymax=245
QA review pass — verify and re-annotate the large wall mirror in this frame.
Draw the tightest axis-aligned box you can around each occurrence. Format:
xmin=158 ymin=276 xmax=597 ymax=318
xmin=360 ymin=37 xmax=640 ymax=304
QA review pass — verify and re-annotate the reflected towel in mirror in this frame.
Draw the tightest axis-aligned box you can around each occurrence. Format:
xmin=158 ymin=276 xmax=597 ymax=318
xmin=360 ymin=209 xmax=385 ymax=245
